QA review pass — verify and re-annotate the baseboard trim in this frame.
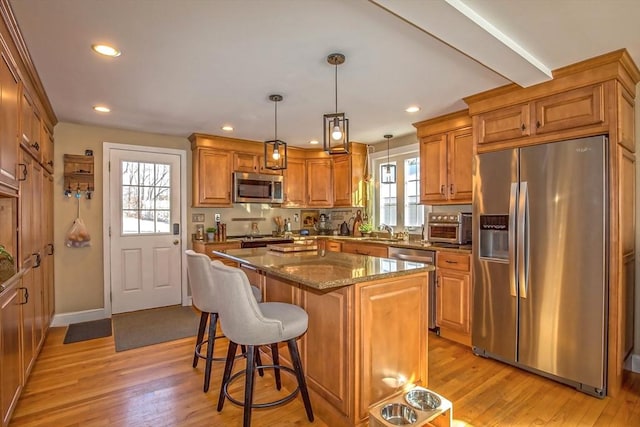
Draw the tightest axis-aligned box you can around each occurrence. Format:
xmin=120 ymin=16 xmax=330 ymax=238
xmin=51 ymin=308 xmax=108 ymax=327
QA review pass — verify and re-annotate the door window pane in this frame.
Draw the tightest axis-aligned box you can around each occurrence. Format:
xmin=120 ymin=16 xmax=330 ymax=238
xmin=121 ymin=161 xmax=172 ymax=235
xmin=404 ymin=158 xmax=423 ymax=227
xmin=379 ymin=162 xmax=397 ymax=226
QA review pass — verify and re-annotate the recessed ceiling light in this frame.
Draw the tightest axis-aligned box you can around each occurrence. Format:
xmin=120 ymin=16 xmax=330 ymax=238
xmin=221 ymin=125 xmax=234 ymax=132
xmin=93 ymin=105 xmax=111 ymax=113
xmin=309 ymin=140 xmax=319 ymax=145
xmin=405 ymin=106 xmax=421 ymax=113
xmin=91 ymin=44 xmax=121 ymax=57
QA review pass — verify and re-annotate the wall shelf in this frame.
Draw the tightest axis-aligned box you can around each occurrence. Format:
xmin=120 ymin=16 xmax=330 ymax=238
xmin=63 ymin=154 xmax=94 ymax=195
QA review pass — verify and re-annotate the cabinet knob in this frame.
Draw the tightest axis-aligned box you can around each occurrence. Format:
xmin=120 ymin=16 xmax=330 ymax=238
xmin=536 ymin=121 xmax=541 ymax=129
xmin=449 ymin=184 xmax=454 ymax=195
xmin=47 ymin=160 xmax=54 ymax=167
xmin=521 ymin=124 xmax=526 ymax=131
xmin=440 ymin=185 xmax=445 ymax=195
xmin=32 ymin=141 xmax=40 ymax=151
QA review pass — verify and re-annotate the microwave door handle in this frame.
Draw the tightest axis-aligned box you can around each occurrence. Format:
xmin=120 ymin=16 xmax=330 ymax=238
xmin=508 ymin=182 xmax=518 ymax=297
xmin=518 ymin=181 xmax=529 ymax=299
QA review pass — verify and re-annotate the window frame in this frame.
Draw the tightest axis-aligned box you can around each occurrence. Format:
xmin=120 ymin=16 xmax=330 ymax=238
xmin=371 ymin=143 xmax=424 ymax=232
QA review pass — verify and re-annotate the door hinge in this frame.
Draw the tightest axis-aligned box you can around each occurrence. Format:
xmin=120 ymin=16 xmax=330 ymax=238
xmin=108 ymin=161 xmax=110 ymax=172
xmin=109 ymin=226 xmax=111 ymax=237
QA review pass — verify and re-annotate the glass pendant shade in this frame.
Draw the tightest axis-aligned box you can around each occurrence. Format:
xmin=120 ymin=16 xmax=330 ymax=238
xmin=264 ymin=94 xmax=287 ymax=170
xmin=323 ymin=112 xmax=349 ymax=154
xmin=381 ymin=163 xmax=396 ymax=184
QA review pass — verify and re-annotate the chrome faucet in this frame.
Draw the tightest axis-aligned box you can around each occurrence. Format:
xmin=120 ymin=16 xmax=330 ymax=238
xmin=379 ymin=224 xmax=394 ymax=235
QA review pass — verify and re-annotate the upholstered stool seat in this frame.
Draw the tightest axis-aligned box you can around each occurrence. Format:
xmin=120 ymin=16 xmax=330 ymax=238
xmin=185 ymin=250 xmax=264 ymax=393
xmin=211 ymin=261 xmax=313 ymax=427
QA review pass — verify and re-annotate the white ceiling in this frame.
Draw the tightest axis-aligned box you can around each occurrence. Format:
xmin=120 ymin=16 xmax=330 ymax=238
xmin=9 ymin=0 xmax=640 ymax=147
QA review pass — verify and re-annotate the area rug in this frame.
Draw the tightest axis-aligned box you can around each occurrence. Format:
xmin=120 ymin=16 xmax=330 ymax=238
xmin=112 ymin=305 xmax=199 ymax=352
xmin=63 ymin=318 xmax=112 ymax=344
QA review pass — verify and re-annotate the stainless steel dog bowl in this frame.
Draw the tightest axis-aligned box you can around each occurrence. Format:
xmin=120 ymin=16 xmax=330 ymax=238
xmin=380 ymin=403 xmax=417 ymax=425
xmin=405 ymin=388 xmax=441 ymax=411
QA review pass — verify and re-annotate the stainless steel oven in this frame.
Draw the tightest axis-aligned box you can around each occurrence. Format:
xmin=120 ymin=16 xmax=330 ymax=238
xmin=427 ymin=212 xmax=472 ymax=245
xmin=388 ymin=246 xmax=438 ymax=332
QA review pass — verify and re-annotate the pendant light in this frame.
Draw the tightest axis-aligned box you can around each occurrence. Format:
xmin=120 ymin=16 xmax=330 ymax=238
xmin=264 ymin=94 xmax=287 ymax=170
xmin=323 ymin=53 xmax=349 ymax=154
xmin=381 ymin=134 xmax=396 ymax=184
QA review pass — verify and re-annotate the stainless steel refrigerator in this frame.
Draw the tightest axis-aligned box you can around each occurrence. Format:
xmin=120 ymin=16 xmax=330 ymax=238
xmin=472 ymin=135 xmax=608 ymax=397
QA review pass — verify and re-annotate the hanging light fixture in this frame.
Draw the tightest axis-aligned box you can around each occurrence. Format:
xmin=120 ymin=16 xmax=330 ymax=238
xmin=323 ymin=53 xmax=349 ymax=154
xmin=264 ymin=94 xmax=287 ymax=170
xmin=381 ymin=134 xmax=396 ymax=184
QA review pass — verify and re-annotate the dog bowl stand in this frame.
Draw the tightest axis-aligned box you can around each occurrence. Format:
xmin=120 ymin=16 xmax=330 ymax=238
xmin=368 ymin=388 xmax=452 ymax=427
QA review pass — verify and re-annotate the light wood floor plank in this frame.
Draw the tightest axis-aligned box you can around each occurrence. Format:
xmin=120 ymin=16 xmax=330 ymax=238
xmin=10 ymin=328 xmax=640 ymax=426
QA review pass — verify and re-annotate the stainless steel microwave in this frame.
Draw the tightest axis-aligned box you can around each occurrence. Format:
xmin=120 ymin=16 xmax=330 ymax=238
xmin=233 ymin=172 xmax=284 ymax=204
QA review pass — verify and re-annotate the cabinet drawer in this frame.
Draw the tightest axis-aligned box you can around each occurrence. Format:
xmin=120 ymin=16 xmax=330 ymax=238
xmin=436 ymin=252 xmax=470 ymax=272
xmin=326 ymin=241 xmax=342 ymax=252
xmin=341 ymin=242 xmax=387 ymax=257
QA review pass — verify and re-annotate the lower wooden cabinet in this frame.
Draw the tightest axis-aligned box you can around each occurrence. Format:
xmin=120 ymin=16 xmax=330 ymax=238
xmin=191 ymin=240 xmax=240 ymax=266
xmin=341 ymin=241 xmax=387 ymax=257
xmin=435 ymin=251 xmax=471 ymax=346
xmin=1 ymin=279 xmax=23 ymax=427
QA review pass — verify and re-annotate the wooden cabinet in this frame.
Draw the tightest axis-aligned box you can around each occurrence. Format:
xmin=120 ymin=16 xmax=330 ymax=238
xmin=325 ymin=240 xmax=342 ymax=252
xmin=341 ymin=241 xmax=387 ymax=257
xmin=42 ymin=170 xmax=54 ymax=326
xmin=306 ymin=158 xmax=333 ymax=207
xmin=40 ymin=124 xmax=54 ymax=172
xmin=0 ymin=279 xmax=22 ymax=427
xmin=436 ymin=251 xmax=471 ymax=346
xmin=0 ymin=51 xmax=19 ymax=192
xmin=20 ymin=90 xmax=41 ymax=162
xmin=282 ymin=157 xmax=306 ymax=207
xmin=333 ymin=144 xmax=366 ymax=207
xmin=192 ymin=240 xmax=241 ymax=266
xmin=415 ymin=110 xmax=472 ymax=205
xmin=192 ymin=147 xmax=232 ymax=207
xmin=475 ymin=84 xmax=605 ymax=147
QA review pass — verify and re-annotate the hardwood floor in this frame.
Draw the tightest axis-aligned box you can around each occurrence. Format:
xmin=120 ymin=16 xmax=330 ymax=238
xmin=10 ymin=328 xmax=640 ymax=426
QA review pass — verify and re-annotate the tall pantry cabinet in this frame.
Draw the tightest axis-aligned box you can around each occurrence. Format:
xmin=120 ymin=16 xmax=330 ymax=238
xmin=0 ymin=1 xmax=57 ymax=426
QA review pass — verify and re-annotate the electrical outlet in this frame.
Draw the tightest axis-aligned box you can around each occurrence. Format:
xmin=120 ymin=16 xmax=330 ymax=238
xmin=293 ymin=213 xmax=299 ymax=223
xmin=214 ymin=213 xmax=221 ymax=222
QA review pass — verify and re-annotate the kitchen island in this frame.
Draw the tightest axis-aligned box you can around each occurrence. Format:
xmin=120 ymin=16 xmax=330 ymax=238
xmin=213 ymin=248 xmax=434 ymax=427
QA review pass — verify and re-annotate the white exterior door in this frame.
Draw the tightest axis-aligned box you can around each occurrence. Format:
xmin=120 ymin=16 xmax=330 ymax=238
xmin=107 ymin=147 xmax=183 ymax=314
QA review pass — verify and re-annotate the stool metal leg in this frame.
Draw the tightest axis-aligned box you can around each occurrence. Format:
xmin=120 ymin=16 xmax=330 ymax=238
xmin=270 ymin=343 xmax=281 ymax=390
xmin=217 ymin=341 xmax=238 ymax=412
xmin=255 ymin=347 xmax=264 ymax=377
xmin=288 ymin=339 xmax=314 ymax=422
xmin=203 ymin=312 xmax=218 ymax=392
xmin=243 ymin=345 xmax=256 ymax=427
xmin=193 ymin=311 xmax=208 ymax=368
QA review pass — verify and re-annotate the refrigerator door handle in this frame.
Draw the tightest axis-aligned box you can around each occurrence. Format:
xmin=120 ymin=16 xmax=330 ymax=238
xmin=509 ymin=182 xmax=518 ymax=297
xmin=518 ymin=181 xmax=529 ymax=299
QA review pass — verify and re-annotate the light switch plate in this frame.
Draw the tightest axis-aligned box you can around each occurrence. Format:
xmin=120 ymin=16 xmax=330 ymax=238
xmin=215 ymin=213 xmax=221 ymax=222
xmin=192 ymin=213 xmax=205 ymax=223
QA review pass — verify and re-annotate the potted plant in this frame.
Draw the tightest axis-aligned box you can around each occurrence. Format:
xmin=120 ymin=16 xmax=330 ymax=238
xmin=358 ymin=222 xmax=373 ymax=236
xmin=206 ymin=227 xmax=216 ymax=241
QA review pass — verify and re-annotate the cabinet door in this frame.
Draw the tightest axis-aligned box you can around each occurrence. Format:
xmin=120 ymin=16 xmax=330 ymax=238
xmin=306 ymin=158 xmax=333 ymax=207
xmin=332 ymin=154 xmax=352 ymax=206
xmin=233 ymin=152 xmax=258 ymax=173
xmin=436 ymin=268 xmax=470 ymax=335
xmin=43 ymin=171 xmax=54 ymax=326
xmin=476 ymin=103 xmax=530 ymax=144
xmin=420 ymin=134 xmax=447 ymax=203
xmin=19 ymin=149 xmax=33 ymax=267
xmin=193 ymin=148 xmax=232 ymax=206
xmin=0 ymin=52 xmax=19 ymax=191
xmin=447 ymin=128 xmax=473 ymax=203
xmin=282 ymin=157 xmax=306 ymax=207
xmin=20 ymin=268 xmax=35 ymax=376
xmin=20 ymin=92 xmax=41 ymax=161
xmin=1 ymin=284 xmax=22 ymax=427
xmin=40 ymin=124 xmax=54 ymax=172
xmin=258 ymin=156 xmax=282 ymax=175
xmin=532 ymin=84 xmax=605 ymax=135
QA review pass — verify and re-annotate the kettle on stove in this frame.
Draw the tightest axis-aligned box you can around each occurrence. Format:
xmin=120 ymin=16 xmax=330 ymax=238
xmin=340 ymin=221 xmax=350 ymax=236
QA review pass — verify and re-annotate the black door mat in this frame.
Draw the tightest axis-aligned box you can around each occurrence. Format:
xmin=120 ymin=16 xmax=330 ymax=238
xmin=63 ymin=318 xmax=112 ymax=344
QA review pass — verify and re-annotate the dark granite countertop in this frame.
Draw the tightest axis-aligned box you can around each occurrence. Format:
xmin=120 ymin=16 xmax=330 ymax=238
xmin=212 ymin=248 xmax=434 ymax=290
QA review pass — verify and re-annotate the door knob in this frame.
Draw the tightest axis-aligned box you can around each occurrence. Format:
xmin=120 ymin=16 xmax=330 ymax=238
xmin=173 ymin=240 xmax=180 ymax=245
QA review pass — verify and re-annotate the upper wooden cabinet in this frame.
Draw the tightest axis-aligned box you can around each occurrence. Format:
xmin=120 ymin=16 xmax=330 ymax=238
xmin=20 ymin=90 xmax=42 ymax=162
xmin=0 ymin=51 xmax=19 ymax=192
xmin=233 ymin=151 xmax=281 ymax=176
xmin=475 ymin=84 xmax=605 ymax=146
xmin=415 ymin=110 xmax=472 ymax=205
xmin=306 ymin=158 xmax=333 ymax=207
xmin=192 ymin=147 xmax=232 ymax=207
xmin=282 ymin=156 xmax=306 ymax=207
xmin=40 ymin=124 xmax=54 ymax=172
xmin=332 ymin=143 xmax=366 ymax=207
